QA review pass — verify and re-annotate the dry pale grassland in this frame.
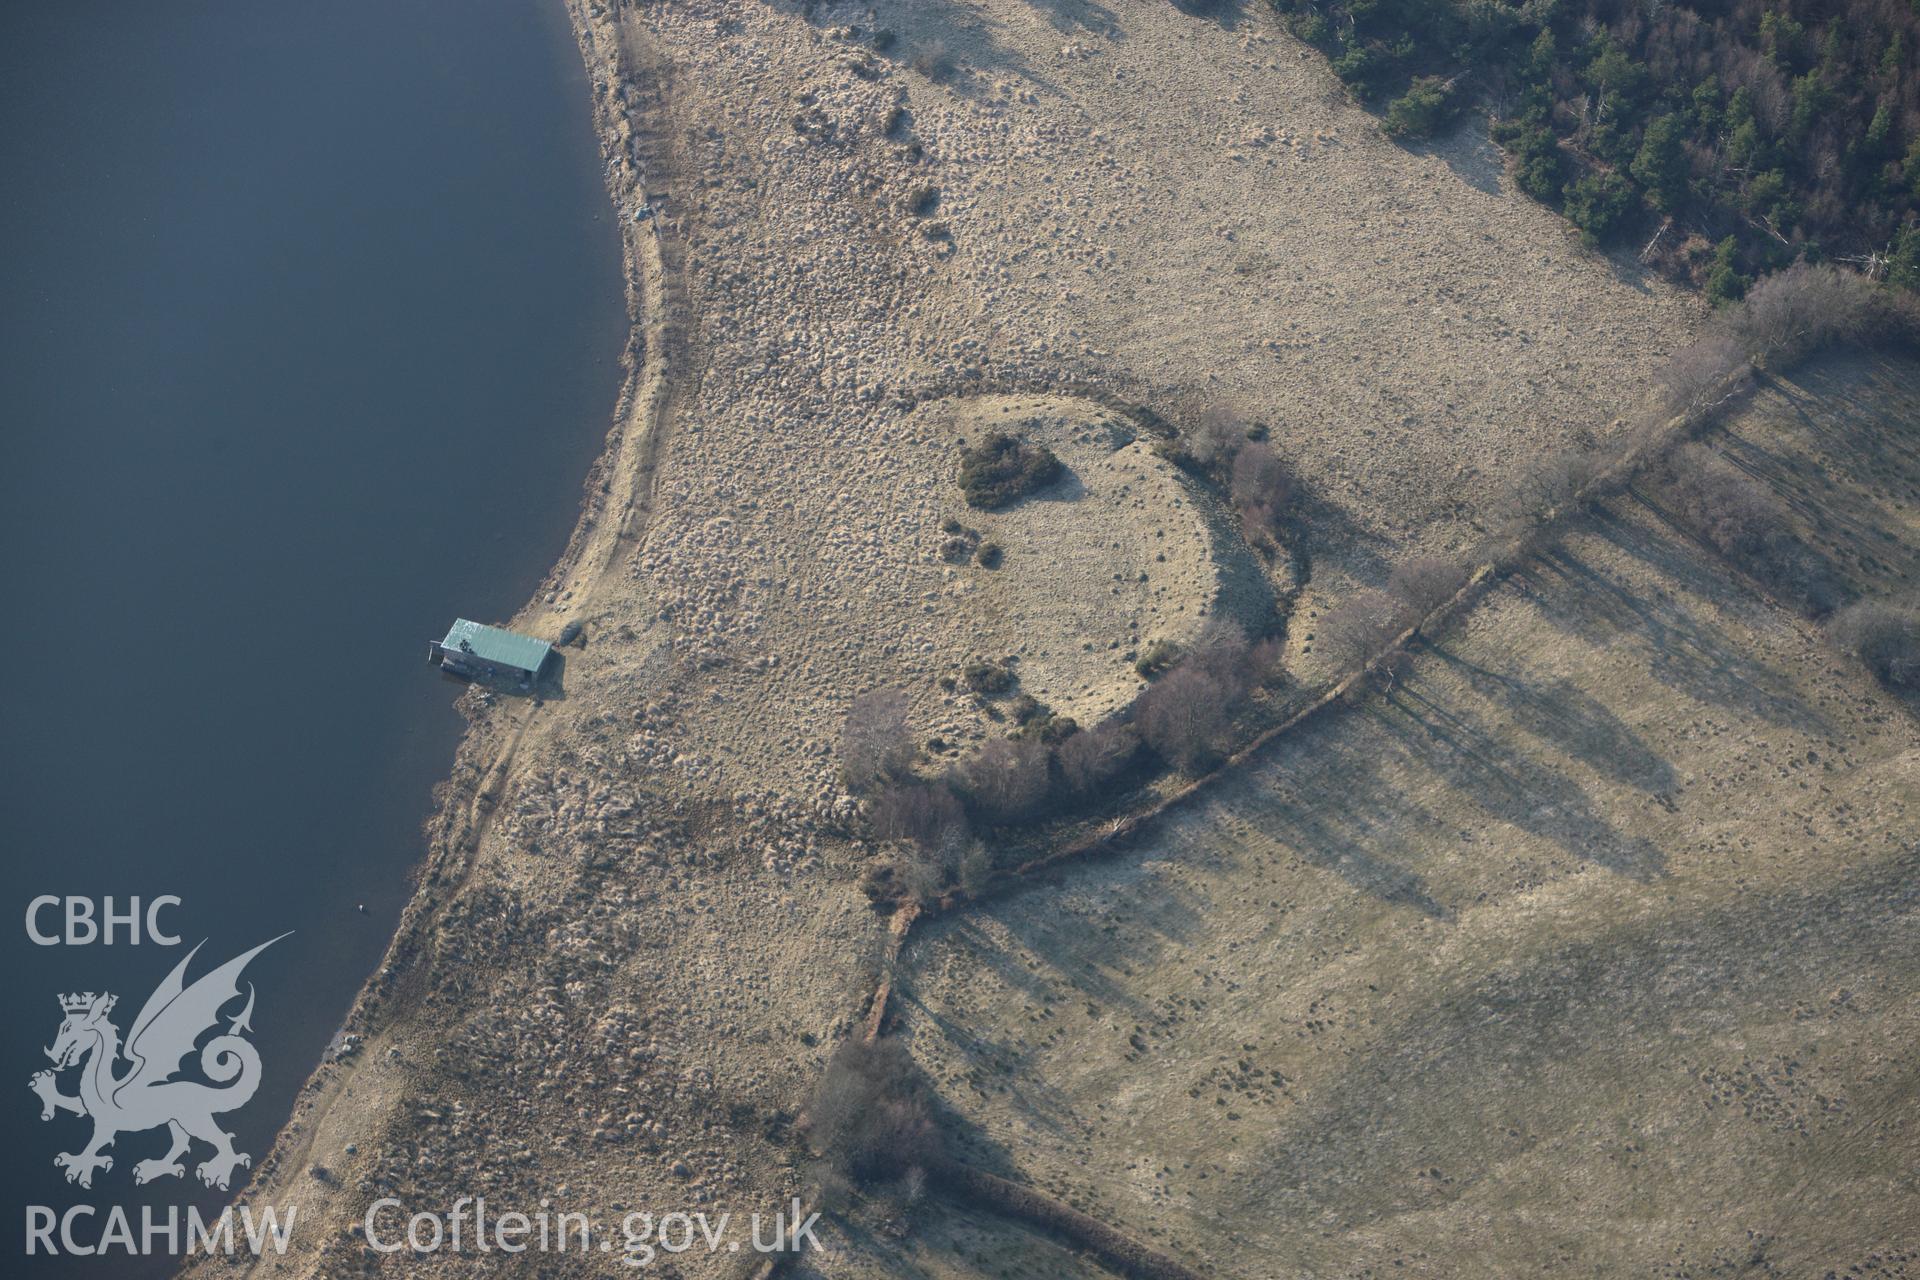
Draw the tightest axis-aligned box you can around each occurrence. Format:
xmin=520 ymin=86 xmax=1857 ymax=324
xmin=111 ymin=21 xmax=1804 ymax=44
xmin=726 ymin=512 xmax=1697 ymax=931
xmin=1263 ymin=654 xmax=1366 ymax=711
xmin=617 ymin=0 xmax=1697 ymax=797
xmin=923 ymin=391 xmax=1273 ymax=727
xmin=887 ymin=355 xmax=1920 ymax=1280
xmin=194 ymin=2 xmax=1754 ymax=1278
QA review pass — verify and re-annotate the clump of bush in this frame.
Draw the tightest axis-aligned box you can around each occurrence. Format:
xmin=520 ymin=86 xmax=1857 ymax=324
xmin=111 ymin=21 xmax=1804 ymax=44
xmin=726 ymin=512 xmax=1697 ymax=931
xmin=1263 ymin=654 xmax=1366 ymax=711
xmin=858 ymin=628 xmax=1284 ymax=870
xmin=1382 ymin=76 xmax=1457 ymax=141
xmin=808 ymin=1038 xmax=945 ymax=1185
xmin=1008 ymin=694 xmax=1077 ymax=743
xmin=910 ymin=40 xmax=954 ymax=82
xmin=1315 ymin=590 xmax=1412 ymax=675
xmin=1826 ymin=601 xmax=1920 ymax=690
xmin=900 ymin=629 xmax=1276 ymax=846
xmin=961 ymin=659 xmax=1016 ymax=696
xmin=1133 ymin=638 xmax=1182 ymax=679
xmin=958 ymin=433 xmax=1061 ymax=509
xmin=1386 ymin=554 xmax=1470 ymax=618
xmin=939 ymin=520 xmax=981 ymax=563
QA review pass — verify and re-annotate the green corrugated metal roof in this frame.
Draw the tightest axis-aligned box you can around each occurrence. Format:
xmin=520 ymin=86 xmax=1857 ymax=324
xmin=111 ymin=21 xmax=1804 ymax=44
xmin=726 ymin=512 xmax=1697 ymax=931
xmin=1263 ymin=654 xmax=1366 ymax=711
xmin=439 ymin=619 xmax=552 ymax=674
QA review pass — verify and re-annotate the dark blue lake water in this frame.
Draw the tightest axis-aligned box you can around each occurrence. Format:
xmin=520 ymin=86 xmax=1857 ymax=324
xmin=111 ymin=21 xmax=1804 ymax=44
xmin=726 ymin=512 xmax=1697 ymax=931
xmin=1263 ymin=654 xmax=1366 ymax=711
xmin=0 ymin=2 xmax=624 ymax=1271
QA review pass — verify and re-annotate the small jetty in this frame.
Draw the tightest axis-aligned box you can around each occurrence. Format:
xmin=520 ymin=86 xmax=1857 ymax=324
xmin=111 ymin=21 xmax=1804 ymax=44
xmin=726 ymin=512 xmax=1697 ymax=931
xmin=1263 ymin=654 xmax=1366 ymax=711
xmin=427 ymin=619 xmax=553 ymax=685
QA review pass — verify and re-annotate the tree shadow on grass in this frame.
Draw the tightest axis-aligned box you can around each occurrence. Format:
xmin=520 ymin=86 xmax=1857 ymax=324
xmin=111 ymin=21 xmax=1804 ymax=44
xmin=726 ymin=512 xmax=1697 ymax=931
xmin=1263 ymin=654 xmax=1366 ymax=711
xmin=1526 ymin=526 xmax=1827 ymax=736
xmin=1168 ymin=0 xmax=1250 ymax=28
xmin=958 ymin=864 xmax=1207 ymax=1019
xmin=1408 ymin=120 xmax=1504 ymax=198
xmin=1206 ymin=755 xmax=1455 ymax=920
xmin=895 ymin=975 xmax=1089 ymax=1150
xmin=1371 ymin=682 xmax=1667 ymax=881
xmin=1017 ymin=0 xmax=1122 ymax=37
xmin=857 ymin=0 xmax=1067 ymax=103
xmin=895 ymin=872 xmax=1219 ymax=1154
xmin=1425 ymin=647 xmax=1677 ymax=797
xmin=1765 ymin=351 xmax=1920 ymax=465
xmin=1295 ymin=487 xmax=1398 ymax=589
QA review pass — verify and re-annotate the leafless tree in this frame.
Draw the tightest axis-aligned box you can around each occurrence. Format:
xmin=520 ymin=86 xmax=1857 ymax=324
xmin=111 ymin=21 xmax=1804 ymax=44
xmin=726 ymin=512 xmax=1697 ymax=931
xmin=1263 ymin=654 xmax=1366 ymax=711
xmin=1240 ymin=498 xmax=1287 ymax=548
xmin=1724 ymin=263 xmax=1875 ymax=368
xmin=1874 ymin=288 xmax=1920 ymax=351
xmin=1507 ymin=447 xmax=1601 ymax=522
xmin=957 ymin=839 xmax=994 ymax=894
xmin=1250 ymin=634 xmax=1286 ymax=685
xmin=1189 ymin=405 xmax=1249 ymax=469
xmin=870 ymin=781 xmax=967 ymax=850
xmin=1316 ymin=589 xmax=1412 ymax=674
xmin=1658 ymin=444 xmax=1781 ymax=559
xmin=1228 ymin=442 xmax=1297 ymax=549
xmin=1229 ymin=442 xmax=1295 ymax=510
xmin=1134 ymin=664 xmax=1231 ymax=773
xmin=809 ymin=1038 xmax=944 ymax=1181
xmin=897 ymin=823 xmax=971 ymax=905
xmin=840 ymin=689 xmax=914 ymax=790
xmin=1658 ymin=444 xmax=1844 ymax=612
xmin=951 ymin=736 xmax=1051 ymax=823
xmin=1055 ymin=718 xmax=1140 ymax=794
xmin=1654 ymin=332 xmax=1750 ymax=421
xmin=1187 ymin=626 xmax=1255 ymax=696
xmin=1387 ymin=554 xmax=1470 ymax=618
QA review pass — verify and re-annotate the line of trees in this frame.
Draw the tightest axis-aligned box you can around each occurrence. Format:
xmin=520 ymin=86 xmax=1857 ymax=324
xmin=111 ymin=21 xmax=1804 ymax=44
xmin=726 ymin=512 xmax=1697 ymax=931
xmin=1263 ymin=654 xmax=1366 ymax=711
xmin=1309 ymin=261 xmax=1913 ymax=693
xmin=1180 ymin=407 xmax=1298 ymax=551
xmin=849 ymin=263 xmax=1913 ymax=907
xmin=840 ymin=628 xmax=1282 ymax=905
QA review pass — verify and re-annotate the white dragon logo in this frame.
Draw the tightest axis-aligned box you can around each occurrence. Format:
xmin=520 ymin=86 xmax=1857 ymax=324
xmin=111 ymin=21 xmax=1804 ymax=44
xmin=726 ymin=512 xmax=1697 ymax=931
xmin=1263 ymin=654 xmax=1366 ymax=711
xmin=28 ymin=935 xmax=286 ymax=1191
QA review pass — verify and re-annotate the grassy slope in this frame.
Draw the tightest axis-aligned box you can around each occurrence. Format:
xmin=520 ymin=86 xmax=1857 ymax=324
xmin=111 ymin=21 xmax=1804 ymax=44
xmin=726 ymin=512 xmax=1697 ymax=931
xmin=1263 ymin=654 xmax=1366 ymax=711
xmin=887 ymin=353 xmax=1920 ymax=1278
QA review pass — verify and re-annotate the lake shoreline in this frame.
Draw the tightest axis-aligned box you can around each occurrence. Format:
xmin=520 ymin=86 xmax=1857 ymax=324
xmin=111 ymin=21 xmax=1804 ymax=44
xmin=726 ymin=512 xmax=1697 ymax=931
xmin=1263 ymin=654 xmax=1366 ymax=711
xmin=179 ymin=2 xmax=680 ymax=1263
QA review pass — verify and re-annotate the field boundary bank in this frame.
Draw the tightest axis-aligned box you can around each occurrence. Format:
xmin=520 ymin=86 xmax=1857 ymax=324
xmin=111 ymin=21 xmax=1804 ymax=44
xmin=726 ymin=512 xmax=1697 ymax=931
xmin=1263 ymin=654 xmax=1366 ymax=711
xmin=911 ymin=307 xmax=1920 ymax=925
xmin=789 ymin=321 xmax=1910 ymax=1280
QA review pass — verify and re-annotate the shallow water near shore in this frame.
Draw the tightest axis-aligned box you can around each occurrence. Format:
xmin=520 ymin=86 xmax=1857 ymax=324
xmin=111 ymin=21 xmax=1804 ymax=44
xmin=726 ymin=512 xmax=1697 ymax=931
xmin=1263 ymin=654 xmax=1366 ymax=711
xmin=0 ymin=1 xmax=622 ymax=1271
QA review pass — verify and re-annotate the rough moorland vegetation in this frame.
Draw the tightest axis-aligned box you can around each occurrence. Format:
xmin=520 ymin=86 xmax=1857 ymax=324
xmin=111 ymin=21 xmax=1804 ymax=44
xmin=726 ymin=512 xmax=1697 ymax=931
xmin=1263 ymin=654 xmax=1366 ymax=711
xmin=1269 ymin=0 xmax=1920 ymax=295
xmin=848 ymin=263 xmax=1918 ymax=913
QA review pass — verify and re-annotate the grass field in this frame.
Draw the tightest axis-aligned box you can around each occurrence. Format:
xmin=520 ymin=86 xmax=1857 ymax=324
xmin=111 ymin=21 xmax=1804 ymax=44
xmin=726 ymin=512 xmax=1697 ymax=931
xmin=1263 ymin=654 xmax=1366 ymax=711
xmin=873 ymin=354 xmax=1920 ymax=1279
